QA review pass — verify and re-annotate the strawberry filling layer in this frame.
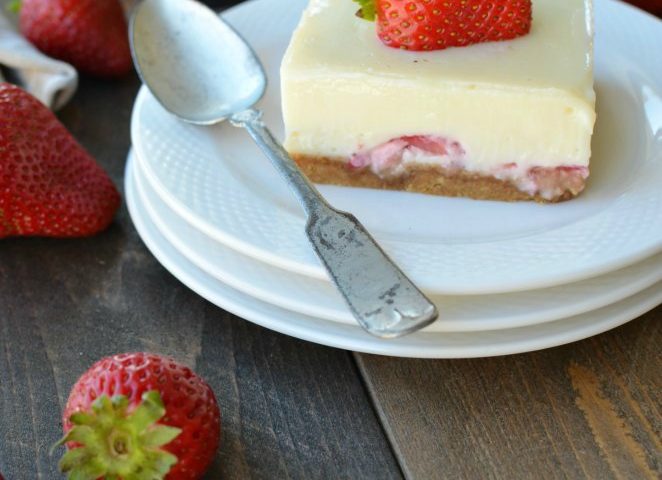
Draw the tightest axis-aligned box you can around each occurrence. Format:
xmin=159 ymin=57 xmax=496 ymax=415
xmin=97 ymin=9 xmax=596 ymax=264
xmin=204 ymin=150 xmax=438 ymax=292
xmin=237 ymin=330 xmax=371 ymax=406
xmin=348 ymin=136 xmax=588 ymax=200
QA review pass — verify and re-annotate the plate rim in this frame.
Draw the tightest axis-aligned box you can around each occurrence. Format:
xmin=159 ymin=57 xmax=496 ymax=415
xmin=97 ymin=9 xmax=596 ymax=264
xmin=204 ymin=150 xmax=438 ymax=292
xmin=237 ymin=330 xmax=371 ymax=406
xmin=125 ymin=152 xmax=662 ymax=358
xmin=131 ymin=149 xmax=662 ymax=332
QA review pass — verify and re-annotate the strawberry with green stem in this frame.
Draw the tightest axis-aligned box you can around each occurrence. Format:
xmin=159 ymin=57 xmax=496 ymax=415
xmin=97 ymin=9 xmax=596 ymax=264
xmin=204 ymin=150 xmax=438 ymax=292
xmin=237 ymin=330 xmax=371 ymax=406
xmin=55 ymin=391 xmax=181 ymax=478
xmin=354 ymin=0 xmax=532 ymax=51
xmin=55 ymin=353 xmax=221 ymax=480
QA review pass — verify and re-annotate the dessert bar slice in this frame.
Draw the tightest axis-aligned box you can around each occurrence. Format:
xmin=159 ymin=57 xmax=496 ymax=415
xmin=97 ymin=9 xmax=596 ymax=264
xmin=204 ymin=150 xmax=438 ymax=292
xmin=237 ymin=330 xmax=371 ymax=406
xmin=280 ymin=0 xmax=596 ymax=202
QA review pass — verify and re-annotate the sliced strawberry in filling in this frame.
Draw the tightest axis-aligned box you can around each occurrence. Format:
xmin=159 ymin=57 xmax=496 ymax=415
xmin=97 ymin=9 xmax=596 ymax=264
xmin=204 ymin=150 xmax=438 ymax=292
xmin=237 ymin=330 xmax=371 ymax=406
xmin=348 ymin=135 xmax=588 ymax=200
xmin=350 ymin=135 xmax=465 ymax=177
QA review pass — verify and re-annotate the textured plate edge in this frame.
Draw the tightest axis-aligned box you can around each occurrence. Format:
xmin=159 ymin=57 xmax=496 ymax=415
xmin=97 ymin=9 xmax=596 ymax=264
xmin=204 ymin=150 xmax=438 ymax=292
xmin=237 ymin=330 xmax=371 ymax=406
xmin=131 ymin=145 xmax=662 ymax=332
xmin=125 ymin=150 xmax=662 ymax=358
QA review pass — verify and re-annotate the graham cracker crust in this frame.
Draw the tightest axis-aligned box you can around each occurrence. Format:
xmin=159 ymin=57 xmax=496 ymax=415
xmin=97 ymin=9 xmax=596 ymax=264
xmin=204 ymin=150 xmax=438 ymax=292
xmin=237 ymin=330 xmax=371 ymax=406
xmin=292 ymin=154 xmax=577 ymax=203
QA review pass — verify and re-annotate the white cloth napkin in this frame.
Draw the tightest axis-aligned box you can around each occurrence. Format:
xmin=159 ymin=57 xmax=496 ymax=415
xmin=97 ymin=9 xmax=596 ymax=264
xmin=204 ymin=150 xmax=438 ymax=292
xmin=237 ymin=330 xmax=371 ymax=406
xmin=0 ymin=10 xmax=77 ymax=110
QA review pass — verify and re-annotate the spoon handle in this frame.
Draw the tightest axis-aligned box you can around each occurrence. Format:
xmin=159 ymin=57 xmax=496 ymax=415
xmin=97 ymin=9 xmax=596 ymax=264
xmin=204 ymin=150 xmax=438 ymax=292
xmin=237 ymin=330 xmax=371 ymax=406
xmin=231 ymin=108 xmax=438 ymax=338
xmin=230 ymin=109 xmax=327 ymax=216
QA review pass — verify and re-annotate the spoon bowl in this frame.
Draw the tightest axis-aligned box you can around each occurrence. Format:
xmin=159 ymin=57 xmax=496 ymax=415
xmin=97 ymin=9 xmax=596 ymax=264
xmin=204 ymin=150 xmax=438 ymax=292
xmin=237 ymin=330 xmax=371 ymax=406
xmin=130 ymin=0 xmax=266 ymax=124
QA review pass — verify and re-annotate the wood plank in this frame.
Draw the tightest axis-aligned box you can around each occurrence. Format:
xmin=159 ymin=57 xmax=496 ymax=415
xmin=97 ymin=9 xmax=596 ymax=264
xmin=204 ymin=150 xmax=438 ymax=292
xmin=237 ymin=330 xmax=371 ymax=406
xmin=356 ymin=307 xmax=661 ymax=479
xmin=0 ymin=74 xmax=401 ymax=479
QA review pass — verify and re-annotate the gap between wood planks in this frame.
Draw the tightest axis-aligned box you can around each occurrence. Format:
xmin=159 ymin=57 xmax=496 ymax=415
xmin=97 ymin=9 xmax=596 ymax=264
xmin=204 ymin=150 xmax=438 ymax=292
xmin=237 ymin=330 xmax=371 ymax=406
xmin=352 ymin=353 xmax=408 ymax=480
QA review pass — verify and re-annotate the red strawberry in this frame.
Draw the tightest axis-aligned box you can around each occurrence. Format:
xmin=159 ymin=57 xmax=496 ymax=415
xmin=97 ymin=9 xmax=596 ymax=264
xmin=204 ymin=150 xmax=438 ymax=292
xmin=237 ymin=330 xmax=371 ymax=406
xmin=0 ymin=83 xmax=120 ymax=238
xmin=56 ymin=353 xmax=221 ymax=479
xmin=625 ymin=0 xmax=662 ymax=16
xmin=18 ymin=0 xmax=132 ymax=77
xmin=355 ymin=0 xmax=532 ymax=51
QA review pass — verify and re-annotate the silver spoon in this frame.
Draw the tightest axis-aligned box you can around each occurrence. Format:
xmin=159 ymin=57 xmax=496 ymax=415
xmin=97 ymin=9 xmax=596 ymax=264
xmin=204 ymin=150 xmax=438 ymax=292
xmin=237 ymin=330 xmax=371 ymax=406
xmin=130 ymin=0 xmax=438 ymax=338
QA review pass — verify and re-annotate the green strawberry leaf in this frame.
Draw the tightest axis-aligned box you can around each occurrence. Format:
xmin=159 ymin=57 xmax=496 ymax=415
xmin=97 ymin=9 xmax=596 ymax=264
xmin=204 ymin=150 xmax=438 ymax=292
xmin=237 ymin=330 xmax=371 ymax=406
xmin=6 ymin=0 xmax=21 ymax=14
xmin=59 ymin=448 xmax=92 ymax=472
xmin=149 ymin=450 xmax=179 ymax=475
xmin=68 ymin=412 xmax=95 ymax=426
xmin=353 ymin=0 xmax=376 ymax=21
xmin=141 ymin=425 xmax=182 ymax=448
xmin=60 ymin=425 xmax=98 ymax=447
xmin=59 ymin=448 xmax=105 ymax=479
xmin=53 ymin=391 xmax=183 ymax=480
xmin=127 ymin=390 xmax=168 ymax=432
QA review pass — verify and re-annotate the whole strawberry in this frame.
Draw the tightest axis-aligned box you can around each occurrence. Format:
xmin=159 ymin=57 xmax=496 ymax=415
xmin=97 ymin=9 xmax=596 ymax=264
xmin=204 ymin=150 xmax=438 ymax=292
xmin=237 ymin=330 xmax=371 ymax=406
xmin=18 ymin=0 xmax=132 ymax=77
xmin=355 ymin=0 xmax=532 ymax=51
xmin=0 ymin=83 xmax=120 ymax=238
xmin=57 ymin=353 xmax=221 ymax=479
xmin=626 ymin=0 xmax=662 ymax=16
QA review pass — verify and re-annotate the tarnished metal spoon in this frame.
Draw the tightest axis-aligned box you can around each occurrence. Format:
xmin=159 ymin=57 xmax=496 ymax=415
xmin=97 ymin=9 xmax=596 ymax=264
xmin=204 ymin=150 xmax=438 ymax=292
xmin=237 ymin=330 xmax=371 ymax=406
xmin=130 ymin=0 xmax=438 ymax=338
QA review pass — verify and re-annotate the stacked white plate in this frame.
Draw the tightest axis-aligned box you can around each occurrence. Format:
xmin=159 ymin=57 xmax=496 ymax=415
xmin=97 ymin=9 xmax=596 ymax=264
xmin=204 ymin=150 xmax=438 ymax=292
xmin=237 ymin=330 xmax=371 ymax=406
xmin=126 ymin=0 xmax=662 ymax=358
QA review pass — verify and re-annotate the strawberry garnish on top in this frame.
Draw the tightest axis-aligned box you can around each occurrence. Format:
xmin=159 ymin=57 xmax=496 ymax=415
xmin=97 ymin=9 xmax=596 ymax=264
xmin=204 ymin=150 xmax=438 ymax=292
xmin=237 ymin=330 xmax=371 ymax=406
xmin=17 ymin=0 xmax=132 ymax=78
xmin=0 ymin=83 xmax=120 ymax=238
xmin=355 ymin=0 xmax=533 ymax=51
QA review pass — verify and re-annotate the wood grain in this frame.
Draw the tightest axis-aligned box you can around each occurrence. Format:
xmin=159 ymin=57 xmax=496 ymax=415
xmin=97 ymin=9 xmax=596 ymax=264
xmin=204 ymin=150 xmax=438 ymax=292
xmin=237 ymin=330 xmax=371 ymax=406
xmin=356 ymin=306 xmax=662 ymax=479
xmin=0 ymin=74 xmax=401 ymax=479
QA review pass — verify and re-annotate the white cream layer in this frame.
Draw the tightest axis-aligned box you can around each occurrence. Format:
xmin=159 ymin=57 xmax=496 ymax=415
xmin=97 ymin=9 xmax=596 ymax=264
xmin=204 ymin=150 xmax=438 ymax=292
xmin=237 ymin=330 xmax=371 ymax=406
xmin=281 ymin=0 xmax=596 ymax=173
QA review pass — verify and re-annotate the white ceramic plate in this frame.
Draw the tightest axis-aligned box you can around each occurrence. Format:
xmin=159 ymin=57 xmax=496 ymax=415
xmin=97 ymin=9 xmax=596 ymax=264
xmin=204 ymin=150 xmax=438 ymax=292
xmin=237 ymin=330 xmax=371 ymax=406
xmin=132 ymin=0 xmax=662 ymax=295
xmin=126 ymin=153 xmax=662 ymax=358
xmin=132 ymin=149 xmax=662 ymax=332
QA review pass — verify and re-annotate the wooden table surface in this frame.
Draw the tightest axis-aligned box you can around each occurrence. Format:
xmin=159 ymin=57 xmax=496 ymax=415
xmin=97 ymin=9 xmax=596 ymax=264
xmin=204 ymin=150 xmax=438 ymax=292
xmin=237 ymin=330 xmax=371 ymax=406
xmin=1 ymin=1 xmax=661 ymax=478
